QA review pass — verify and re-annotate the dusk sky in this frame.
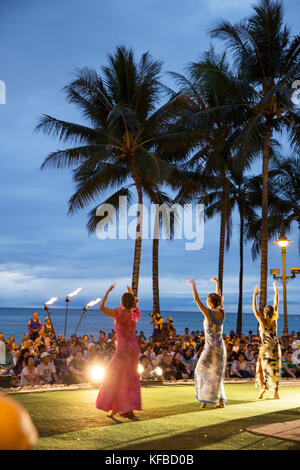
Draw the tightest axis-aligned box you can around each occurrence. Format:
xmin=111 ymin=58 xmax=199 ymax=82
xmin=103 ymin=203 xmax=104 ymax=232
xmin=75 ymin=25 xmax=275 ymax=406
xmin=0 ymin=0 xmax=299 ymax=313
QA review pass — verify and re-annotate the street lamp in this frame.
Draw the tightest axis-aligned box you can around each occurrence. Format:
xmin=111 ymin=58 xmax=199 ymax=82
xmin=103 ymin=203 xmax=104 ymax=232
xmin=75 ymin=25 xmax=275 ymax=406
xmin=270 ymin=230 xmax=299 ymax=347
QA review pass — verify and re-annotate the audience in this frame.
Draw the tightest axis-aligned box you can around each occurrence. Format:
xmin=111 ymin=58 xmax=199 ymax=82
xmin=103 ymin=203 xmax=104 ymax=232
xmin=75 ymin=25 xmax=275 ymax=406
xmin=1 ymin=313 xmax=300 ymax=388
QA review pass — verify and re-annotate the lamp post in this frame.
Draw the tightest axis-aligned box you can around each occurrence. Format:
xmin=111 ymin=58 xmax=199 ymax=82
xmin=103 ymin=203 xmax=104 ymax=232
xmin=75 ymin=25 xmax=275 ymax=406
xmin=270 ymin=230 xmax=299 ymax=348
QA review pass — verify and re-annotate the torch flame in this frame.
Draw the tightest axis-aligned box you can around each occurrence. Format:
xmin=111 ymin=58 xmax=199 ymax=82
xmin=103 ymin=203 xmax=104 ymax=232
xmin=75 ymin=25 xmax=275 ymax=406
xmin=45 ymin=297 xmax=58 ymax=306
xmin=68 ymin=287 xmax=82 ymax=298
xmin=86 ymin=297 xmax=101 ymax=308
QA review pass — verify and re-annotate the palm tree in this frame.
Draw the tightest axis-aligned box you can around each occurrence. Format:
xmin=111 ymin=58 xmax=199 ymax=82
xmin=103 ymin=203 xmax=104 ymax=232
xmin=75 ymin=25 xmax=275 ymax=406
xmin=144 ymin=188 xmax=176 ymax=314
xmin=274 ymin=156 xmax=300 ymax=251
xmin=169 ymin=48 xmax=258 ymax=293
xmin=37 ymin=46 xmax=186 ymax=296
xmin=211 ymin=0 xmax=300 ymax=310
xmin=227 ymin=168 xmax=267 ymax=336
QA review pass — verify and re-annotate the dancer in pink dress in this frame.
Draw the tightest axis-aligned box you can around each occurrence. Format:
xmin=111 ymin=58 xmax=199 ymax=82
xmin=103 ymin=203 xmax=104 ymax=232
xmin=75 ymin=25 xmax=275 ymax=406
xmin=96 ymin=283 xmax=141 ymax=419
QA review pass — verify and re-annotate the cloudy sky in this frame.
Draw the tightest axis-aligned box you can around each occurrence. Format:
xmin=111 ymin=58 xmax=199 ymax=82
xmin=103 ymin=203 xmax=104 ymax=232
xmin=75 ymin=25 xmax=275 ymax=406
xmin=0 ymin=0 xmax=299 ymax=312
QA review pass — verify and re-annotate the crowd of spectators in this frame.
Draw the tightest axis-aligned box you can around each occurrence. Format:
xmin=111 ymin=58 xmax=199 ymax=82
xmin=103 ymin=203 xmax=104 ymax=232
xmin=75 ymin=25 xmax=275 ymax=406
xmin=0 ymin=311 xmax=300 ymax=388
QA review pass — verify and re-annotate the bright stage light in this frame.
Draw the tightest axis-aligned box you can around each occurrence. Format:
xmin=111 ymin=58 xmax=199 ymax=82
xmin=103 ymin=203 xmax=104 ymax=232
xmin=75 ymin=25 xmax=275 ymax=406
xmin=89 ymin=365 xmax=105 ymax=382
xmin=138 ymin=364 xmax=144 ymax=374
xmin=155 ymin=367 xmax=162 ymax=376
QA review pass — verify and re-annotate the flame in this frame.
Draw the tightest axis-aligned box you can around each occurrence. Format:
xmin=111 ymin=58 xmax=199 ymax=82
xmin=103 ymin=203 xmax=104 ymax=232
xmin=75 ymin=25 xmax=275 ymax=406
xmin=45 ymin=297 xmax=58 ymax=306
xmin=86 ymin=297 xmax=101 ymax=308
xmin=68 ymin=287 xmax=82 ymax=298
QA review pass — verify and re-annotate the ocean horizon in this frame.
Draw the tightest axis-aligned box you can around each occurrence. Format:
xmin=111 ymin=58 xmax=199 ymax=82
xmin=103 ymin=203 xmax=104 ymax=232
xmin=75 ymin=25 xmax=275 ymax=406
xmin=0 ymin=307 xmax=299 ymax=342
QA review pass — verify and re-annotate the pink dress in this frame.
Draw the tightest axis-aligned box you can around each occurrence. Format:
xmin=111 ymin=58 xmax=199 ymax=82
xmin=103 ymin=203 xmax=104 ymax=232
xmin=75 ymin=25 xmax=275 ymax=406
xmin=96 ymin=307 xmax=141 ymax=413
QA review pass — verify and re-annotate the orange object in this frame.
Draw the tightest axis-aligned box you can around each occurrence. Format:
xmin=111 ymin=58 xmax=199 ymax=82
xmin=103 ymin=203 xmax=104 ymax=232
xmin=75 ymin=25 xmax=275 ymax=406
xmin=0 ymin=394 xmax=38 ymax=450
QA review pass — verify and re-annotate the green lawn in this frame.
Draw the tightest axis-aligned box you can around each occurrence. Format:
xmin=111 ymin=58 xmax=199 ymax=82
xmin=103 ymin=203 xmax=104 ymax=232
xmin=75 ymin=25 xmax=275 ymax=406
xmin=12 ymin=383 xmax=300 ymax=450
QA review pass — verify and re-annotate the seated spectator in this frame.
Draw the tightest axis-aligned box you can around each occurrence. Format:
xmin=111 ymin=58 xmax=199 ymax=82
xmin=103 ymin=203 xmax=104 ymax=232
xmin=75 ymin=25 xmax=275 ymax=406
xmin=15 ymin=348 xmax=30 ymax=376
xmin=230 ymin=351 xmax=254 ymax=378
xmin=34 ymin=344 xmax=47 ymax=367
xmin=143 ymin=344 xmax=156 ymax=365
xmin=156 ymin=346 xmax=169 ymax=366
xmin=160 ymin=355 xmax=176 ymax=381
xmin=0 ymin=343 xmax=15 ymax=375
xmin=65 ymin=351 xmax=86 ymax=384
xmin=292 ymin=332 xmax=300 ymax=350
xmin=28 ymin=312 xmax=42 ymax=341
xmin=37 ymin=352 xmax=59 ymax=384
xmin=55 ymin=345 xmax=69 ymax=380
xmin=20 ymin=355 xmax=40 ymax=387
xmin=292 ymin=347 xmax=300 ymax=367
xmin=282 ymin=352 xmax=299 ymax=378
xmin=181 ymin=348 xmax=195 ymax=377
xmin=172 ymin=352 xmax=189 ymax=380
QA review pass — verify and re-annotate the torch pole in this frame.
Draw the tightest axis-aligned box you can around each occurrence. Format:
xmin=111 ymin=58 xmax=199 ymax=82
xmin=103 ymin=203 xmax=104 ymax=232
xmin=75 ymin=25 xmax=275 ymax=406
xmin=73 ymin=306 xmax=87 ymax=336
xmin=64 ymin=296 xmax=70 ymax=338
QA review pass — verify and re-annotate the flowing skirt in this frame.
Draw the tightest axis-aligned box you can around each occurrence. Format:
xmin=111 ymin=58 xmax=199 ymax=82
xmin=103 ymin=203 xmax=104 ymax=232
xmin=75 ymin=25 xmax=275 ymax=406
xmin=194 ymin=341 xmax=227 ymax=405
xmin=96 ymin=348 xmax=141 ymax=412
xmin=255 ymin=342 xmax=281 ymax=392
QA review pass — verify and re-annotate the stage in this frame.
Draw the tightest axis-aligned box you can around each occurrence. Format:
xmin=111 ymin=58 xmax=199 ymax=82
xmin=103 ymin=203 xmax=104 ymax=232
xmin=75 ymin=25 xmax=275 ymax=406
xmin=10 ymin=382 xmax=300 ymax=450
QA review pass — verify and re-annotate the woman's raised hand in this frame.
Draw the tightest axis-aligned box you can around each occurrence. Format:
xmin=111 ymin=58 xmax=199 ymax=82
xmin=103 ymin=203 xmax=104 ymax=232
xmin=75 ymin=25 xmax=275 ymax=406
xmin=273 ymin=281 xmax=278 ymax=292
xmin=187 ymin=279 xmax=196 ymax=287
xmin=107 ymin=282 xmax=116 ymax=293
xmin=127 ymin=285 xmax=133 ymax=295
xmin=210 ymin=277 xmax=218 ymax=283
xmin=253 ymin=285 xmax=260 ymax=296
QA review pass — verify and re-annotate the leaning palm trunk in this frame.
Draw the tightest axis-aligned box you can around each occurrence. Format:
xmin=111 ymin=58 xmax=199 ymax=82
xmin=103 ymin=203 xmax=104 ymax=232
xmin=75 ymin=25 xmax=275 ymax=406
xmin=236 ymin=206 xmax=244 ymax=336
xmin=131 ymin=164 xmax=143 ymax=297
xmin=152 ymin=207 xmax=160 ymax=314
xmin=259 ymin=123 xmax=272 ymax=311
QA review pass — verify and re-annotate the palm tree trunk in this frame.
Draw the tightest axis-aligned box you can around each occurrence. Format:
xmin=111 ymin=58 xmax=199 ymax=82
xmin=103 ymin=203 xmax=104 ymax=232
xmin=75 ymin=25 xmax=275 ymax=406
xmin=259 ymin=123 xmax=272 ymax=311
xmin=131 ymin=164 xmax=143 ymax=297
xmin=152 ymin=207 xmax=160 ymax=313
xmin=218 ymin=173 xmax=228 ymax=294
xmin=236 ymin=206 xmax=244 ymax=336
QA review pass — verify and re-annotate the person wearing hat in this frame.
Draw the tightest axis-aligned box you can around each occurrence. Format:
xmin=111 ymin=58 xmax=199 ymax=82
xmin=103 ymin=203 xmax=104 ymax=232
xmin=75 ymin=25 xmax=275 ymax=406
xmin=37 ymin=352 xmax=59 ymax=384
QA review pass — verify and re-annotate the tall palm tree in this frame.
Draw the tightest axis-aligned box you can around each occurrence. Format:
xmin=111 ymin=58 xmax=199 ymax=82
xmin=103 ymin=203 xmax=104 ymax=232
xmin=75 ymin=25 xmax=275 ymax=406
xmin=211 ymin=0 xmax=300 ymax=309
xmin=37 ymin=46 xmax=186 ymax=296
xmin=274 ymin=155 xmax=300 ymax=251
xmin=227 ymin=168 xmax=266 ymax=336
xmin=144 ymin=187 xmax=176 ymax=314
xmin=169 ymin=48 xmax=258 ymax=293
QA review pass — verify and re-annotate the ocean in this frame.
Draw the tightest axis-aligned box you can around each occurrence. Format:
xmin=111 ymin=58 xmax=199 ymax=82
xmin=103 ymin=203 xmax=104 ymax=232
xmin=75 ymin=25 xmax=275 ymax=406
xmin=0 ymin=307 xmax=299 ymax=342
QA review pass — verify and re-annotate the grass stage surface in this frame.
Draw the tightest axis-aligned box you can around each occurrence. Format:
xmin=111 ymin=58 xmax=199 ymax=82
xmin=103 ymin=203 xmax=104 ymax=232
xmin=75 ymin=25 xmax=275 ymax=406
xmin=12 ymin=383 xmax=300 ymax=450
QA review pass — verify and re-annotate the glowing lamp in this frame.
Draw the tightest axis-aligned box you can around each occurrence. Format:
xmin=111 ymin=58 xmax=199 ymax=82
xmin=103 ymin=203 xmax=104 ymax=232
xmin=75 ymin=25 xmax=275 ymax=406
xmin=138 ymin=364 xmax=144 ymax=374
xmin=274 ymin=232 xmax=293 ymax=248
xmin=90 ymin=365 xmax=106 ymax=382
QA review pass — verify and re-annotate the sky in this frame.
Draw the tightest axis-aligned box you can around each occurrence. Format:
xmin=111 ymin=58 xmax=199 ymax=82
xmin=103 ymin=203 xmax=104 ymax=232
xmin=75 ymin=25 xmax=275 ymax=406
xmin=0 ymin=0 xmax=299 ymax=313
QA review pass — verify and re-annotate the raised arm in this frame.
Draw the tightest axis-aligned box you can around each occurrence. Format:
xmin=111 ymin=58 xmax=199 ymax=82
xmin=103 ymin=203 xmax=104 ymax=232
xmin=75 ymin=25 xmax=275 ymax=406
xmin=273 ymin=281 xmax=279 ymax=312
xmin=100 ymin=283 xmax=116 ymax=319
xmin=210 ymin=277 xmax=221 ymax=297
xmin=252 ymin=286 xmax=265 ymax=329
xmin=187 ymin=279 xmax=210 ymax=320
